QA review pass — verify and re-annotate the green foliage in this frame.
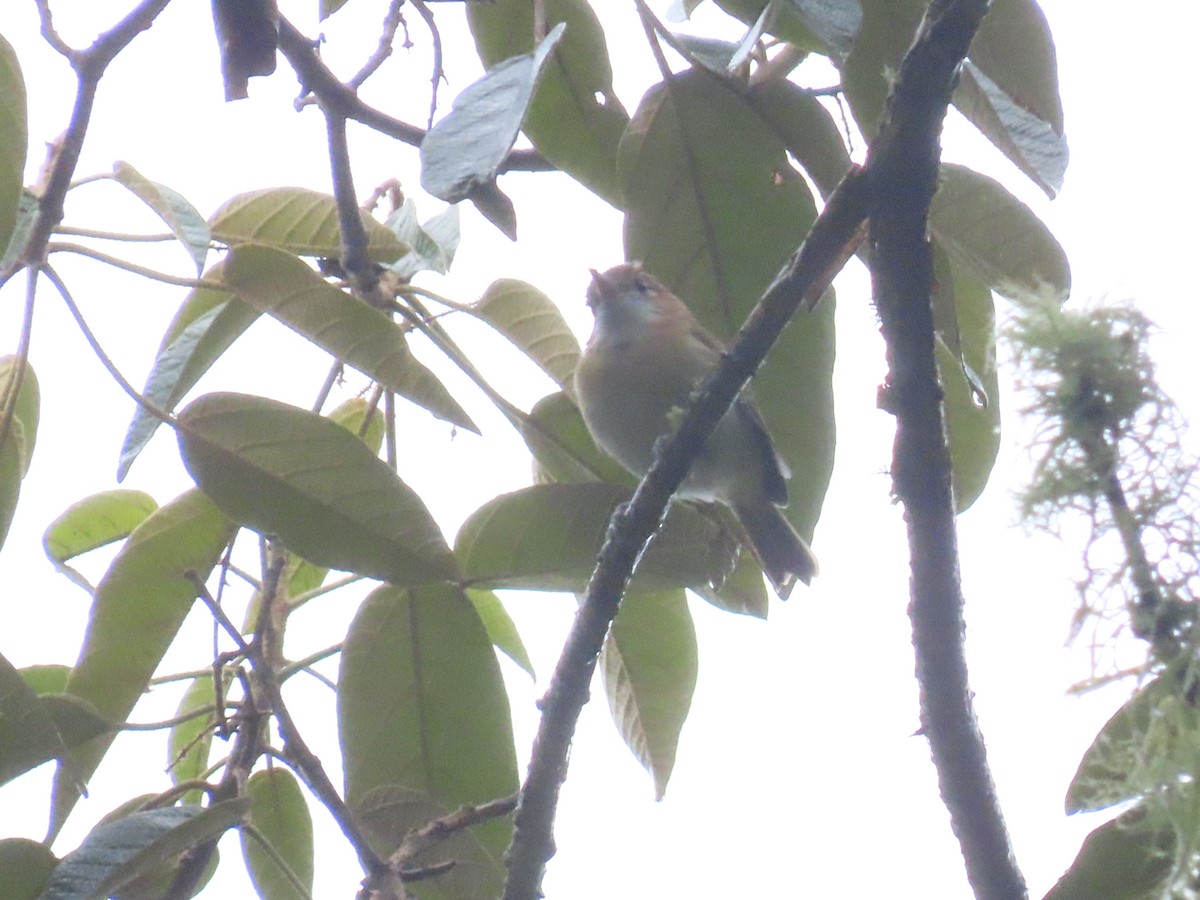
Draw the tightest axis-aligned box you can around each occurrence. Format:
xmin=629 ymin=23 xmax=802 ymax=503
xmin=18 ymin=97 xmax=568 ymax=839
xmin=0 ymin=0 xmax=1076 ymax=896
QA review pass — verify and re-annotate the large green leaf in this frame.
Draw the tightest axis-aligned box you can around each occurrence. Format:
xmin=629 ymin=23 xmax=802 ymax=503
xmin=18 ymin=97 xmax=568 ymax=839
xmin=455 ymin=483 xmax=739 ymax=593
xmin=421 ymin=24 xmax=565 ymax=204
xmin=600 ymin=589 xmax=697 ymax=799
xmin=42 ymin=490 xmax=159 ymax=592
xmin=711 ymin=0 xmax=837 ymax=53
xmin=930 ymin=163 xmax=1070 ymax=306
xmin=0 ymin=838 xmax=56 ymax=900
xmin=339 ymin=584 xmax=518 ymax=898
xmin=50 ymin=490 xmax=235 ymax=837
xmin=1043 ymin=808 xmax=1174 ymax=900
xmin=0 ymin=356 xmax=38 ymax=551
xmin=932 ymin=247 xmax=1000 ymax=512
xmin=112 ymin=162 xmax=210 ymax=272
xmin=41 ymin=801 xmax=248 ymax=900
xmin=221 ymin=244 xmax=477 ymax=432
xmin=466 ymin=589 xmax=535 ymax=677
xmin=0 ymin=355 xmax=39 ymax=474
xmin=839 ymin=0 xmax=924 ymax=135
xmin=472 ymin=279 xmax=581 ymax=390
xmin=0 ymin=34 xmax=26 ymax=260
xmin=118 ymin=263 xmax=261 ymax=480
xmin=1065 ymin=677 xmax=1178 ymax=815
xmin=955 ymin=0 xmax=1067 ymax=195
xmin=0 ymin=652 xmax=69 ymax=788
xmin=241 ymin=769 xmax=314 ymax=900
xmin=177 ymin=392 xmax=458 ymax=587
xmin=521 ymin=391 xmax=631 ymax=486
xmin=166 ymin=675 xmax=222 ymax=806
xmin=746 ymin=79 xmax=852 ymax=201
xmin=467 ymin=0 xmax=630 ymax=205
xmin=619 ymin=68 xmax=836 ymax=542
xmin=209 ymin=187 xmax=407 ymax=263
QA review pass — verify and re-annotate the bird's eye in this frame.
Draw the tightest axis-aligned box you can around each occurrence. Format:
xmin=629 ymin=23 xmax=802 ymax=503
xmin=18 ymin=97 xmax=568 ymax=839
xmin=633 ymin=276 xmax=650 ymax=293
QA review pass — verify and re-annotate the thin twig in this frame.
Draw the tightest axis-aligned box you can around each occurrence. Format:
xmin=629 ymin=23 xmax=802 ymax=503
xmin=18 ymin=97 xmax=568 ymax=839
xmin=275 ymin=15 xmax=552 ymax=174
xmin=407 ymin=0 xmax=443 ymax=129
xmin=42 ymin=265 xmax=175 ymax=423
xmin=347 ymin=0 xmax=408 ymax=90
xmin=393 ymin=794 xmax=518 ymax=868
xmin=47 ymin=241 xmax=220 ymax=288
xmin=187 ymin=570 xmax=252 ymax=654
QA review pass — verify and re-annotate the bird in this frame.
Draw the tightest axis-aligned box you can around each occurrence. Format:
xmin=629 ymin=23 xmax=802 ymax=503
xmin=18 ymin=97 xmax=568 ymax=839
xmin=573 ymin=262 xmax=817 ymax=598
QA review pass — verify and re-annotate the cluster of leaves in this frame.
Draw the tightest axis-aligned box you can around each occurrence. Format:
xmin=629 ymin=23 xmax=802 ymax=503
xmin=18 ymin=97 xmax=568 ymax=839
xmin=1011 ymin=302 xmax=1200 ymax=898
xmin=0 ymin=0 xmax=1072 ymax=897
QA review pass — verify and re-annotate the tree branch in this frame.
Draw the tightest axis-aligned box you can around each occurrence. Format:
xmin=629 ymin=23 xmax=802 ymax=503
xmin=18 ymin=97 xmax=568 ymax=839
xmin=275 ymin=16 xmax=552 ymax=174
xmin=501 ymin=167 xmax=871 ymax=900
xmin=865 ymin=1 xmax=1027 ymax=898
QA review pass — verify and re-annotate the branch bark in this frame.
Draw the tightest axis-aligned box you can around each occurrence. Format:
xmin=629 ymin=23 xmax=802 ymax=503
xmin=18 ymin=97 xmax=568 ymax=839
xmin=866 ymin=1 xmax=1027 ymax=898
xmin=504 ymin=1 xmax=1029 ymax=898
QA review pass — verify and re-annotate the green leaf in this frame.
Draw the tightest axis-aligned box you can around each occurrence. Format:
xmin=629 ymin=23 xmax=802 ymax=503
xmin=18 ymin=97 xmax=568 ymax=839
xmin=242 ymin=769 xmax=314 ymax=900
xmin=0 ymin=34 xmax=27 ymax=260
xmin=0 ymin=189 xmax=37 ymax=269
xmin=112 ymin=162 xmax=211 ymax=272
xmin=454 ymin=483 xmax=739 ymax=593
xmin=522 ymin=391 xmax=631 ymax=486
xmin=0 ymin=354 xmax=39 ymax=475
xmin=467 ymin=0 xmax=630 ymax=205
xmin=746 ymin=79 xmax=852 ymax=201
xmin=956 ymin=0 xmax=1067 ymax=195
xmin=466 ymin=588 xmax=535 ymax=677
xmin=167 ymin=675 xmax=222 ymax=805
xmin=929 ymin=163 xmax=1070 ymax=306
xmin=421 ymin=24 xmax=566 ymax=204
xmin=1043 ymin=808 xmax=1174 ymax=900
xmin=840 ymin=0 xmax=924 ymax=136
xmin=19 ymin=664 xmax=71 ymax=695
xmin=956 ymin=62 xmax=1067 ymax=198
xmin=387 ymin=200 xmax=461 ymax=279
xmin=619 ymin=68 xmax=836 ymax=542
xmin=50 ymin=490 xmax=235 ymax=837
xmin=711 ymin=0 xmax=830 ymax=52
xmin=339 ymin=584 xmax=518 ymax=897
xmin=118 ymin=264 xmax=260 ymax=480
xmin=41 ymin=801 xmax=248 ymax=900
xmin=42 ymin=490 xmax=159 ymax=591
xmin=473 ymin=279 xmax=581 ymax=390
xmin=177 ymin=392 xmax=458 ymax=587
xmin=600 ymin=589 xmax=697 ymax=799
xmin=1065 ymin=677 xmax=1177 ymax=815
xmin=0 ymin=651 xmax=70 ymax=787
xmin=0 ymin=838 xmax=56 ymax=900
xmin=319 ymin=0 xmax=353 ymax=19
xmin=221 ymin=244 xmax=478 ymax=432
xmin=932 ymin=248 xmax=1000 ymax=512
xmin=209 ymin=187 xmax=407 ymax=263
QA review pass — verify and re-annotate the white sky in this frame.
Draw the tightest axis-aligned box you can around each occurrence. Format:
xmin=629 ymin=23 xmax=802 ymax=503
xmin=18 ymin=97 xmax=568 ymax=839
xmin=2 ymin=1 xmax=1198 ymax=897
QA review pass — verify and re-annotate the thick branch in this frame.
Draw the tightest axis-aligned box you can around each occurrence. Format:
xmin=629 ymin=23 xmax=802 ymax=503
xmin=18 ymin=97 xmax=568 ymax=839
xmin=501 ymin=172 xmax=871 ymax=900
xmin=866 ymin=1 xmax=1026 ymax=898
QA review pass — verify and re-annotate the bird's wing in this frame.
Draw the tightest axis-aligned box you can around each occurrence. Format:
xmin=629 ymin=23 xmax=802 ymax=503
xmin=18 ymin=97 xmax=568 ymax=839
xmin=733 ymin=398 xmax=789 ymax=506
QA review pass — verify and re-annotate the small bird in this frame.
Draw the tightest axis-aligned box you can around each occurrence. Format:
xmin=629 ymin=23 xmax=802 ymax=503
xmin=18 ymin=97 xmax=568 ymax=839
xmin=574 ymin=263 xmax=817 ymax=598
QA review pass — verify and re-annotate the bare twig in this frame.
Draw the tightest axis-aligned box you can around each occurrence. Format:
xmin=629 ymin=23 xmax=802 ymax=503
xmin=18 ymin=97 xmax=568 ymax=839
xmin=42 ymin=265 xmax=175 ymax=424
xmin=47 ymin=241 xmax=219 ymax=288
xmin=391 ymin=794 xmax=518 ymax=869
xmin=406 ymin=0 xmax=443 ymax=129
xmin=275 ymin=15 xmax=552 ymax=174
xmin=347 ymin=0 xmax=409 ymax=90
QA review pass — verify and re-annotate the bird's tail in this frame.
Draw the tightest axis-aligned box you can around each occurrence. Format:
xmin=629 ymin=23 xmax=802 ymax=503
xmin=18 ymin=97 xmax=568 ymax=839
xmin=733 ymin=503 xmax=819 ymax=600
